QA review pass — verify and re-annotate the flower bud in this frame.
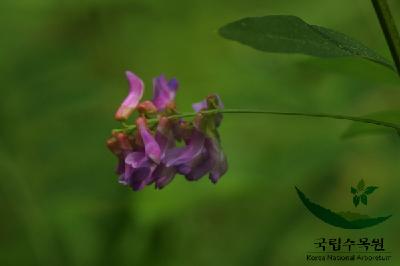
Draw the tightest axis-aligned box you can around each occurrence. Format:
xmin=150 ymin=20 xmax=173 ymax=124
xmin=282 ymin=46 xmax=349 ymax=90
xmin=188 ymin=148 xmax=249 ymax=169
xmin=137 ymin=100 xmax=158 ymax=115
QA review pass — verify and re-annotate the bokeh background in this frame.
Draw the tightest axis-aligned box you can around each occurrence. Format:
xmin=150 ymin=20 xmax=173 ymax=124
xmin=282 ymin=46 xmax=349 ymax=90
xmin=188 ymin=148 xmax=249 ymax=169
xmin=1 ymin=0 xmax=400 ymax=265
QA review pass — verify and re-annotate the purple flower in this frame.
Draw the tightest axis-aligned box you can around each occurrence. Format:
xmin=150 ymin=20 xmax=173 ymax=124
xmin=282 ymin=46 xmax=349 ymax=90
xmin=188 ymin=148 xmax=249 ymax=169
xmin=121 ymin=151 xmax=156 ymax=191
xmin=152 ymin=75 xmax=179 ymax=110
xmin=120 ymin=117 xmax=179 ymax=190
xmin=109 ymin=71 xmax=228 ymax=191
xmin=119 ymin=117 xmax=163 ymax=191
xmin=115 ymin=71 xmax=144 ymax=121
xmin=165 ymin=130 xmax=205 ymax=167
xmin=164 ymin=127 xmax=227 ymax=184
xmin=186 ymin=95 xmax=228 ymax=183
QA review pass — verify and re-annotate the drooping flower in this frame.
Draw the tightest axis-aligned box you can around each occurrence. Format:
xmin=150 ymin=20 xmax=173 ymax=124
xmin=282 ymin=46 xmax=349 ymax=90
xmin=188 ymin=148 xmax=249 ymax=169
xmin=117 ymin=118 xmax=160 ymax=191
xmin=164 ymin=117 xmax=227 ymax=184
xmin=108 ymin=70 xmax=228 ymax=191
xmin=121 ymin=151 xmax=156 ymax=190
xmin=165 ymin=130 xmax=205 ymax=168
xmin=163 ymin=94 xmax=227 ymax=184
xmin=115 ymin=71 xmax=144 ymax=121
xmin=192 ymin=95 xmax=227 ymax=183
xmin=177 ymin=137 xmax=227 ymax=183
xmin=118 ymin=117 xmax=162 ymax=190
xmin=165 ymin=129 xmax=208 ymax=180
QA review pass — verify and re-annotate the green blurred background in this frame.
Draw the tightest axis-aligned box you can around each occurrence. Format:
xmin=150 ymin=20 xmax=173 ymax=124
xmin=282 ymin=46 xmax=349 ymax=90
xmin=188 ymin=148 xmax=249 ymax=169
xmin=1 ymin=0 xmax=400 ymax=265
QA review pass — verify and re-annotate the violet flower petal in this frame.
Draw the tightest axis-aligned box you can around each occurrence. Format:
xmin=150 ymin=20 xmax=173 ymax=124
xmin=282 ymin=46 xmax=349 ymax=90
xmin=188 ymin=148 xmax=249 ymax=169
xmin=177 ymin=164 xmax=192 ymax=175
xmin=152 ymin=75 xmax=179 ymax=110
xmin=192 ymin=100 xmax=207 ymax=112
xmin=155 ymin=117 xmax=175 ymax=159
xmin=121 ymin=158 xmax=157 ymax=191
xmin=125 ymin=152 xmax=149 ymax=168
xmin=184 ymin=150 xmax=213 ymax=181
xmin=115 ymin=71 xmax=144 ymax=121
xmin=167 ymin=78 xmax=179 ymax=91
xmin=187 ymin=159 xmax=213 ymax=181
xmin=192 ymin=94 xmax=224 ymax=112
xmin=127 ymin=167 xmax=153 ymax=191
xmin=206 ymin=138 xmax=228 ymax=183
xmin=174 ymin=147 xmax=206 ymax=175
xmin=164 ymin=130 xmax=205 ymax=167
xmin=153 ymin=164 xmax=177 ymax=189
xmin=137 ymin=117 xmax=161 ymax=164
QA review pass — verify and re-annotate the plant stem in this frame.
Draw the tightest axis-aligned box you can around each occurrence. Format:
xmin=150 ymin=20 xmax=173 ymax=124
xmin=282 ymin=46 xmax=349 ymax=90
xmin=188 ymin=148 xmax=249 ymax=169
xmin=114 ymin=109 xmax=400 ymax=133
xmin=372 ymin=0 xmax=400 ymax=75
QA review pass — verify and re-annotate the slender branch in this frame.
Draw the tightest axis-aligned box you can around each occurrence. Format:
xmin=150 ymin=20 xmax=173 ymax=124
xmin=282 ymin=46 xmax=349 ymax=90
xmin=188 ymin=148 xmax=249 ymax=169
xmin=114 ymin=109 xmax=400 ymax=133
xmin=372 ymin=0 xmax=400 ymax=75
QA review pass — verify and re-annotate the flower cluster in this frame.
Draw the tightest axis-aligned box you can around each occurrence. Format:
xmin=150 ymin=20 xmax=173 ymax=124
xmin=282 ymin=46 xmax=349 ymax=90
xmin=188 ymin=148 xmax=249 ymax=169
xmin=107 ymin=71 xmax=228 ymax=190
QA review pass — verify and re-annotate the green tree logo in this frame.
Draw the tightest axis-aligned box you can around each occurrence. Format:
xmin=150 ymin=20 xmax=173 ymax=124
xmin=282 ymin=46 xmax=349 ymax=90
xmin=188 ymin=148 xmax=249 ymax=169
xmin=351 ymin=179 xmax=378 ymax=207
xmin=296 ymin=179 xmax=391 ymax=229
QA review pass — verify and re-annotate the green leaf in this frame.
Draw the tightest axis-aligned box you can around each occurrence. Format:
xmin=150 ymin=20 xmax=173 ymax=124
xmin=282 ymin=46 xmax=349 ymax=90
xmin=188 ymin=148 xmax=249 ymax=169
xmin=219 ymin=15 xmax=394 ymax=71
xmin=342 ymin=110 xmax=400 ymax=139
xmin=353 ymin=195 xmax=360 ymax=207
xmin=357 ymin=179 xmax=365 ymax=191
xmin=361 ymin=194 xmax=368 ymax=205
xmin=351 ymin=186 xmax=357 ymax=194
xmin=365 ymin=186 xmax=378 ymax=195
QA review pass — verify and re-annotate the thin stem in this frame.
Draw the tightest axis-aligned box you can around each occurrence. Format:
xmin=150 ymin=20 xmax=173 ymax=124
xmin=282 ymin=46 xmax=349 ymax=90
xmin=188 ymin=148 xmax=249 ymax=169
xmin=114 ymin=109 xmax=400 ymax=133
xmin=372 ymin=0 xmax=400 ymax=75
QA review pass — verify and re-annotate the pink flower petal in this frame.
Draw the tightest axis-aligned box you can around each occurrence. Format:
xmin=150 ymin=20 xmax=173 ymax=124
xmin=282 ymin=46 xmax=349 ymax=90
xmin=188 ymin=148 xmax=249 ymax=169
xmin=115 ymin=71 xmax=144 ymax=121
